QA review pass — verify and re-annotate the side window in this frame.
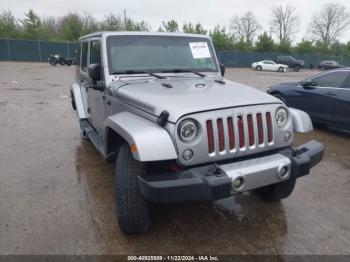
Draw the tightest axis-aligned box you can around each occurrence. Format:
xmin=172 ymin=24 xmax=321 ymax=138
xmin=312 ymin=71 xmax=349 ymax=88
xmin=90 ymin=41 xmax=101 ymax=64
xmin=81 ymin=42 xmax=88 ymax=72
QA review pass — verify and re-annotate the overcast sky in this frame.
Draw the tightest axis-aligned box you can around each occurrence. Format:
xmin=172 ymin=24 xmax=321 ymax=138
xmin=3 ymin=0 xmax=350 ymax=43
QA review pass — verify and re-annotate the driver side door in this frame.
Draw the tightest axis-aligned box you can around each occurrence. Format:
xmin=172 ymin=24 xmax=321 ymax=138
xmin=85 ymin=39 xmax=106 ymax=136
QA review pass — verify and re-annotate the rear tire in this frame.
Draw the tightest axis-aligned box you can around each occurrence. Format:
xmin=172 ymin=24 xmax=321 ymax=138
xmin=293 ymin=65 xmax=301 ymax=72
xmin=256 ymin=177 xmax=296 ymax=201
xmin=256 ymin=65 xmax=262 ymax=71
xmin=115 ymin=143 xmax=151 ymax=234
xmin=59 ymin=58 xmax=65 ymax=65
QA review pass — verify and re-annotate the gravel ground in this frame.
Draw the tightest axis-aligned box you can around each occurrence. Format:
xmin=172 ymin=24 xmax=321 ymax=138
xmin=0 ymin=62 xmax=349 ymax=255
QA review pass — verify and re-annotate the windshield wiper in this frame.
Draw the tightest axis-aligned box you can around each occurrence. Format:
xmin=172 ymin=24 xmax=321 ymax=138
xmin=111 ymin=70 xmax=166 ymax=79
xmin=161 ymin=69 xmax=225 ymax=84
xmin=161 ymin=69 xmax=206 ymax=78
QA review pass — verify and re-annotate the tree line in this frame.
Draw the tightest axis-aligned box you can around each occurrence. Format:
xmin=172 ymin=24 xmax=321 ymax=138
xmin=1 ymin=2 xmax=350 ymax=56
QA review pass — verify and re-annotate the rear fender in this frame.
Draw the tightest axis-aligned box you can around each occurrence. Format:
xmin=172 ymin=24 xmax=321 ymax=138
xmin=71 ymin=83 xmax=87 ymax=119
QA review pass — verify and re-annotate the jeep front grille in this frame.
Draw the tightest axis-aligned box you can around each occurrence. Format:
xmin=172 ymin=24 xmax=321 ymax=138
xmin=206 ymin=112 xmax=274 ymax=155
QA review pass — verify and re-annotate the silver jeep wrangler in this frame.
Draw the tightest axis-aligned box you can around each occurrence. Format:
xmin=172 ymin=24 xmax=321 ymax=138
xmin=71 ymin=32 xmax=324 ymax=234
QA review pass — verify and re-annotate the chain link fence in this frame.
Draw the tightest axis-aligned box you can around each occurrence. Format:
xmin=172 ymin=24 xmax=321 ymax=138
xmin=217 ymin=50 xmax=350 ymax=68
xmin=0 ymin=38 xmax=79 ymax=62
xmin=1 ymin=38 xmax=349 ymax=68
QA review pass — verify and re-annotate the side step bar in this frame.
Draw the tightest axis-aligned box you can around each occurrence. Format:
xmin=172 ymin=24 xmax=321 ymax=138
xmin=79 ymin=119 xmax=117 ymax=162
xmin=80 ymin=119 xmax=106 ymax=156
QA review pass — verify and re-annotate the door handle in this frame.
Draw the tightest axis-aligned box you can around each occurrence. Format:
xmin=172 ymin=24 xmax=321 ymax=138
xmin=326 ymin=91 xmax=336 ymax=96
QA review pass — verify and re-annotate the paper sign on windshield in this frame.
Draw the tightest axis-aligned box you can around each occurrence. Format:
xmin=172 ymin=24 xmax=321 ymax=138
xmin=189 ymin=42 xmax=211 ymax=59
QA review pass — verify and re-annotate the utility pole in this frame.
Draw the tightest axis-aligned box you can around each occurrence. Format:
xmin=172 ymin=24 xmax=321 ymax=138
xmin=123 ymin=10 xmax=127 ymax=30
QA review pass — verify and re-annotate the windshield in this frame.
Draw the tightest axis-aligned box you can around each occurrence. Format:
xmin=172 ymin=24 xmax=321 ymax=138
xmin=106 ymin=35 xmax=218 ymax=74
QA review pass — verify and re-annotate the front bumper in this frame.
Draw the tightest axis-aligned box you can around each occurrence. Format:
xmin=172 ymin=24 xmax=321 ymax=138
xmin=138 ymin=140 xmax=324 ymax=203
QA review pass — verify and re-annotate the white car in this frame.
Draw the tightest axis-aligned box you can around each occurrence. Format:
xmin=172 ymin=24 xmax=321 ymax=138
xmin=252 ymin=60 xmax=288 ymax=72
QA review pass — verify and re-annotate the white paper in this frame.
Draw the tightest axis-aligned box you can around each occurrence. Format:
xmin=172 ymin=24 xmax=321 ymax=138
xmin=189 ymin=42 xmax=211 ymax=59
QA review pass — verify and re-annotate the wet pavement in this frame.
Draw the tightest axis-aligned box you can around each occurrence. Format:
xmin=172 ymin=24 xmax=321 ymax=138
xmin=0 ymin=63 xmax=349 ymax=255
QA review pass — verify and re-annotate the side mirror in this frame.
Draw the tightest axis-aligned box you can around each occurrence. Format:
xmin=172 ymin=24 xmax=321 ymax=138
xmin=219 ymin=63 xmax=225 ymax=77
xmin=88 ymin=63 xmax=102 ymax=82
xmin=300 ymin=80 xmax=317 ymax=89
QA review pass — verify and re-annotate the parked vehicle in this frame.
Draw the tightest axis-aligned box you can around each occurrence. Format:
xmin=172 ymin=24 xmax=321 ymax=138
xmin=48 ymin=54 xmax=73 ymax=66
xmin=276 ymin=56 xmax=304 ymax=72
xmin=70 ymin=32 xmax=324 ymax=234
xmin=48 ymin=54 xmax=59 ymax=66
xmin=318 ymin=60 xmax=344 ymax=70
xmin=252 ymin=60 xmax=288 ymax=72
xmin=267 ymin=68 xmax=350 ymax=131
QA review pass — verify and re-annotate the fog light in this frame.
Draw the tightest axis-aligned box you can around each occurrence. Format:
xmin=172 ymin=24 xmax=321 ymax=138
xmin=183 ymin=149 xmax=194 ymax=161
xmin=232 ymin=176 xmax=245 ymax=190
xmin=285 ymin=131 xmax=292 ymax=142
xmin=278 ymin=165 xmax=290 ymax=179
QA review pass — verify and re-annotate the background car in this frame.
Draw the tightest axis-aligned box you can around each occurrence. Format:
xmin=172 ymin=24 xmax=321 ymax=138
xmin=252 ymin=60 xmax=288 ymax=72
xmin=267 ymin=69 xmax=350 ymax=131
xmin=318 ymin=60 xmax=344 ymax=70
xmin=276 ymin=56 xmax=304 ymax=72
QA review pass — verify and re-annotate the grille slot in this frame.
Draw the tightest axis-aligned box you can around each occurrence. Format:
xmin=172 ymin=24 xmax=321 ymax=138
xmin=207 ymin=111 xmax=274 ymax=156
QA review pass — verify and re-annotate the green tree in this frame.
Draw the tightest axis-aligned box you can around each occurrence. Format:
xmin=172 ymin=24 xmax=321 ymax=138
xmin=158 ymin=19 xmax=179 ymax=32
xmin=21 ymin=9 xmax=42 ymax=39
xmin=40 ymin=17 xmax=60 ymax=40
xmin=0 ymin=10 xmax=20 ymax=38
xmin=100 ymin=14 xmax=123 ymax=31
xmin=59 ymin=13 xmax=83 ymax=41
xmin=234 ymin=38 xmax=252 ymax=51
xmin=294 ymin=39 xmax=314 ymax=54
xmin=276 ymin=39 xmax=291 ymax=53
xmin=182 ymin=22 xmax=207 ymax=34
xmin=125 ymin=19 xmax=150 ymax=31
xmin=255 ymin=32 xmax=275 ymax=52
xmin=314 ymin=41 xmax=331 ymax=55
xmin=209 ymin=26 xmax=235 ymax=51
xmin=81 ymin=13 xmax=99 ymax=35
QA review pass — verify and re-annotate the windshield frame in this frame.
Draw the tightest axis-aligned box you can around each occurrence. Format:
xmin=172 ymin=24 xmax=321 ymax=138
xmin=105 ymin=33 xmax=220 ymax=75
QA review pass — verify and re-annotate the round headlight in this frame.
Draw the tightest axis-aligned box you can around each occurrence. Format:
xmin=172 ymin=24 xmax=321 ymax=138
xmin=178 ymin=119 xmax=198 ymax=143
xmin=275 ymin=107 xmax=289 ymax=127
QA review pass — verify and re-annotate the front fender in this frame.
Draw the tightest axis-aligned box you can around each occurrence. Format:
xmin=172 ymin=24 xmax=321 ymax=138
xmin=289 ymin=108 xmax=313 ymax=133
xmin=105 ymin=112 xmax=177 ymax=162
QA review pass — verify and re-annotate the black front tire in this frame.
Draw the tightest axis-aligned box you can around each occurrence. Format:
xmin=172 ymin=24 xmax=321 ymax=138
xmin=115 ymin=143 xmax=151 ymax=234
xmin=256 ymin=65 xmax=262 ymax=71
xmin=256 ymin=177 xmax=296 ymax=201
xmin=49 ymin=57 xmax=57 ymax=66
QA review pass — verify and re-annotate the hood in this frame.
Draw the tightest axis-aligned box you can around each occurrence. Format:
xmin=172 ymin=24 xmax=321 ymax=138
xmin=110 ymin=77 xmax=281 ymax=123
